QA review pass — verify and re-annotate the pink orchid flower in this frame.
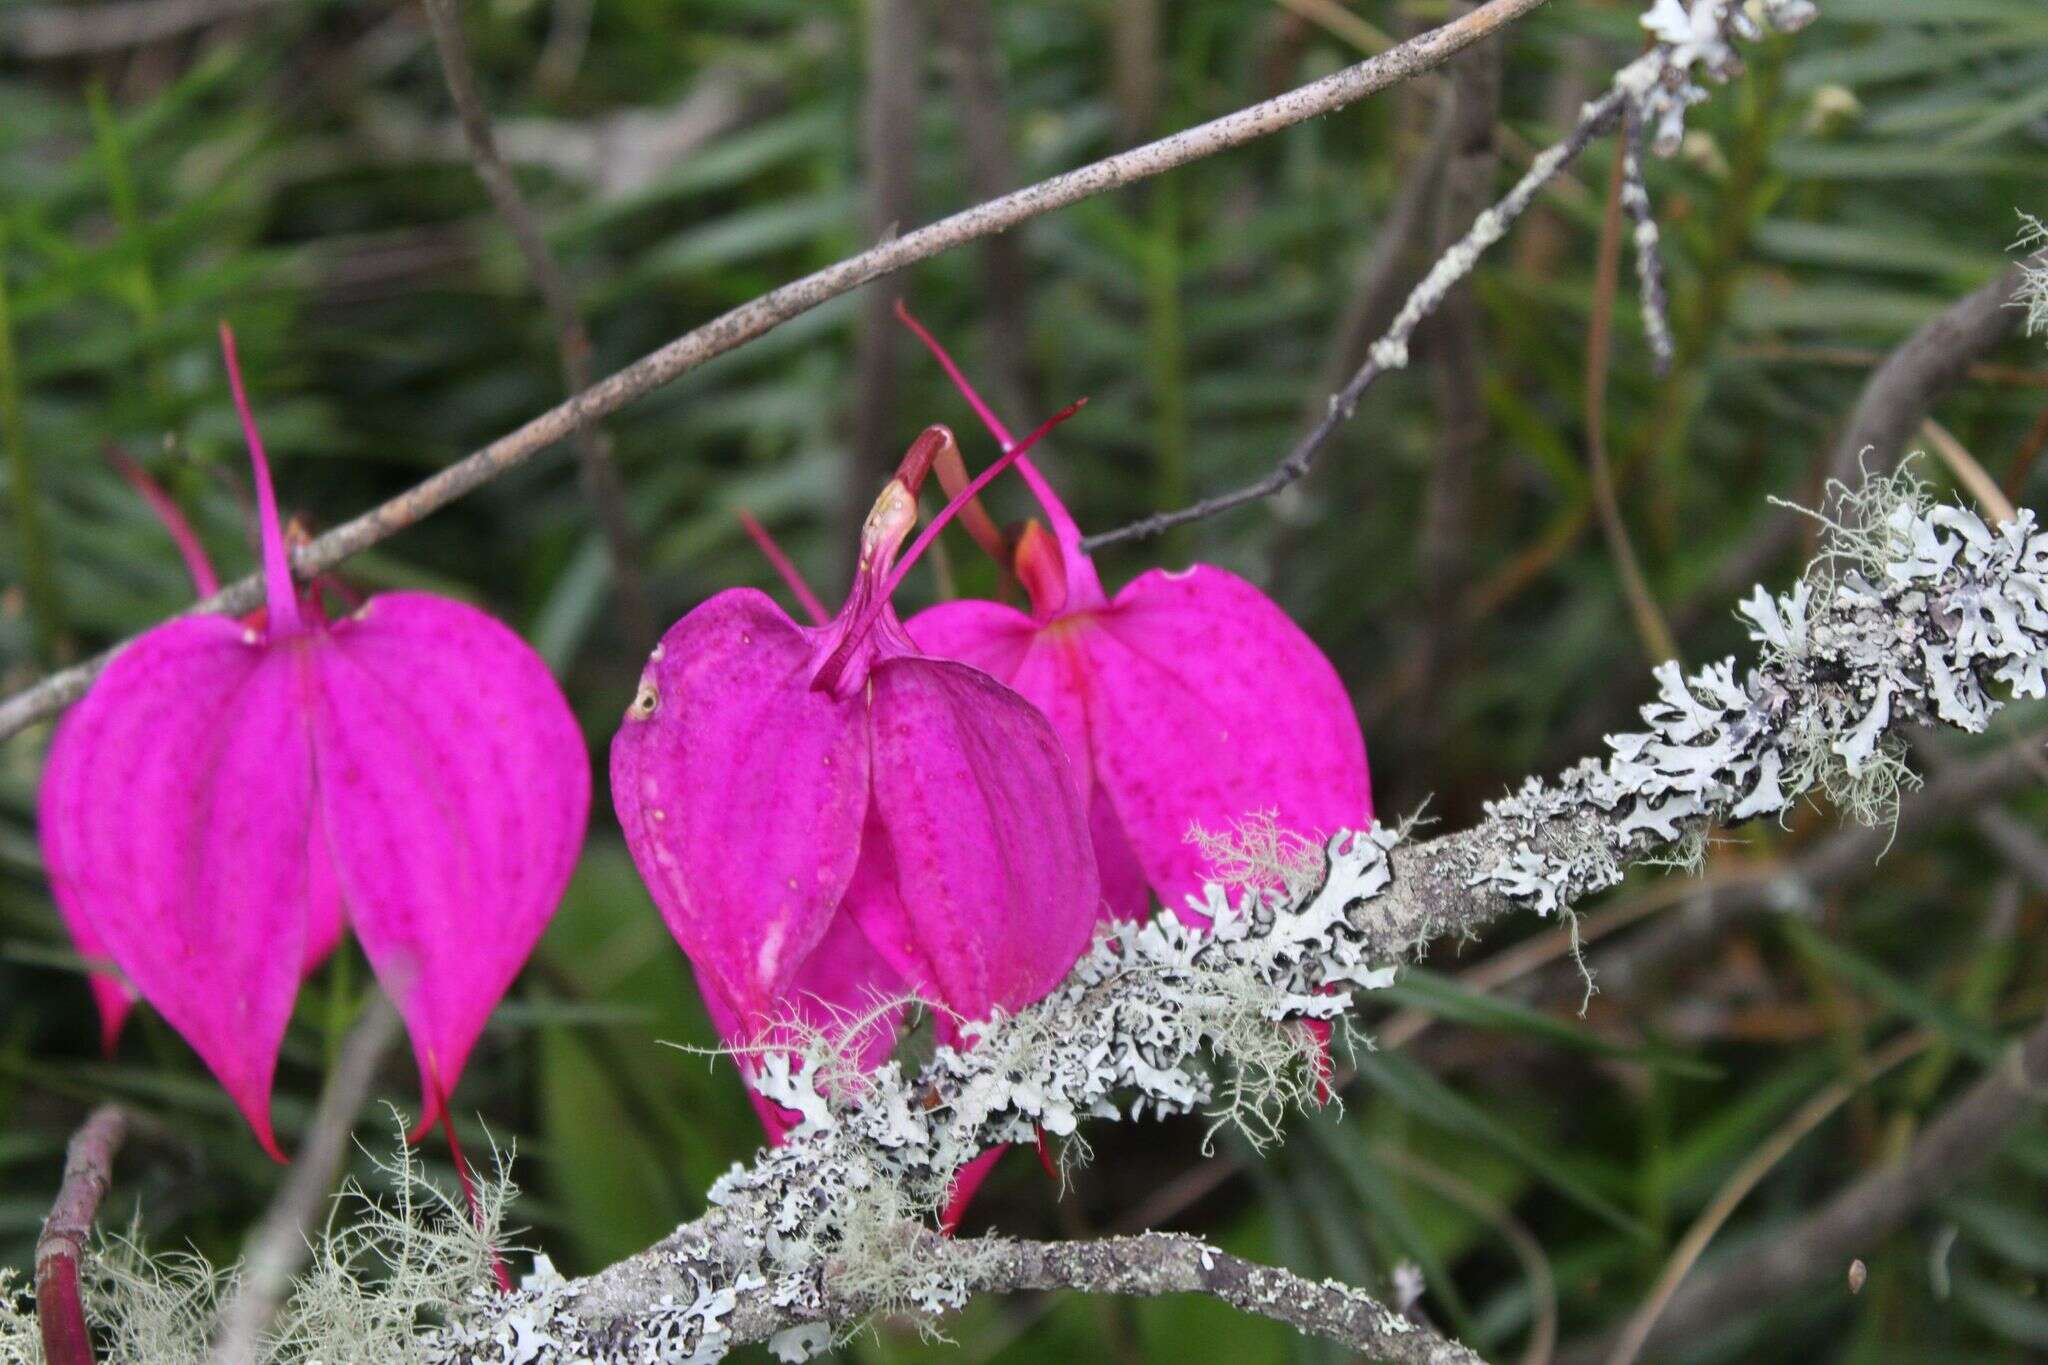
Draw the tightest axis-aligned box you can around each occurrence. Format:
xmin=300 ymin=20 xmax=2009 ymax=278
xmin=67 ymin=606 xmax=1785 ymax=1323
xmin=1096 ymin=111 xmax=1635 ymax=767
xmin=612 ymin=416 xmax=1100 ymax=1151
xmin=38 ymin=325 xmax=590 ymax=1162
xmin=896 ymin=304 xmax=1373 ymax=927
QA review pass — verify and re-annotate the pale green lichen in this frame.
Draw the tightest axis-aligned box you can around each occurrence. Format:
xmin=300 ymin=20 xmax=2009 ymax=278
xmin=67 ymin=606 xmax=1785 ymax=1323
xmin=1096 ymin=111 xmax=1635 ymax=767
xmin=2015 ymin=211 xmax=2048 ymax=342
xmin=4 ymin=1113 xmax=514 ymax=1365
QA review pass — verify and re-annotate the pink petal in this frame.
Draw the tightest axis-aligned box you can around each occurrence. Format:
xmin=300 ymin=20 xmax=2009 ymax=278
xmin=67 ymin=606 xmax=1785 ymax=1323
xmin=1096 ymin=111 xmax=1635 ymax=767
xmin=40 ymin=617 xmax=315 ymax=1158
xmin=1085 ymin=566 xmax=1371 ymax=922
xmin=611 ymin=589 xmax=870 ymax=1030
xmin=910 ymin=601 xmax=1152 ymax=921
xmin=703 ymin=910 xmax=908 ymax=1144
xmin=852 ymin=657 xmax=1098 ymax=1036
xmin=308 ymin=593 xmax=590 ymax=1133
xmin=38 ymin=717 xmax=136 ymax=1053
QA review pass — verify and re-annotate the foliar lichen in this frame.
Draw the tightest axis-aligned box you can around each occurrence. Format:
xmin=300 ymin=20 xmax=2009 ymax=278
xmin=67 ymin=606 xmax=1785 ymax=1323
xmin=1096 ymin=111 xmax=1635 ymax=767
xmin=7 ymin=1112 xmax=518 ymax=1365
xmin=0 ymin=1270 xmax=39 ymax=1364
xmin=2015 ymin=211 xmax=2048 ymax=342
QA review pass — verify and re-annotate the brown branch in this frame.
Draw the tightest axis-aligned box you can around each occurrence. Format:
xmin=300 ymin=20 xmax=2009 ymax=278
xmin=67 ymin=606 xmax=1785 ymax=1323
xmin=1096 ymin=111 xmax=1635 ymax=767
xmin=1561 ymin=1008 xmax=2048 ymax=1365
xmin=207 ymin=998 xmax=403 ymax=1365
xmin=421 ymin=0 xmax=656 ymax=652
xmin=36 ymin=1105 xmax=129 ymax=1365
xmin=0 ymin=0 xmax=1548 ymax=743
xmin=1679 ymin=257 xmax=2037 ymax=626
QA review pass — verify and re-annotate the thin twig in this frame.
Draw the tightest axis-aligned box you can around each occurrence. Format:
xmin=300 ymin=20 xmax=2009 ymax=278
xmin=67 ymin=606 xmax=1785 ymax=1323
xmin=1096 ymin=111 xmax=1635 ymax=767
xmin=1586 ymin=111 xmax=1677 ymax=665
xmin=1600 ymin=1029 xmax=1932 ymax=1365
xmin=1083 ymin=85 xmax=1622 ymax=551
xmin=207 ymin=998 xmax=403 ymax=1365
xmin=1373 ymin=1143 xmax=1558 ymax=1365
xmin=36 ymin=1104 xmax=130 ymax=1365
xmin=0 ymin=0 xmax=1550 ymax=743
xmin=1414 ymin=1 xmax=1503 ymax=739
xmin=1564 ymin=1007 xmax=2048 ymax=1364
xmin=1919 ymin=418 xmax=2017 ymax=525
xmin=422 ymin=0 xmax=656 ymax=653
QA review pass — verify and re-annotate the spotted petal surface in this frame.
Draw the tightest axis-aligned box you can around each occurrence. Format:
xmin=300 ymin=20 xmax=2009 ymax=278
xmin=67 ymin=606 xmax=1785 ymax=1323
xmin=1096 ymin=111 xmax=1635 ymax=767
xmin=611 ymin=589 xmax=872 ymax=1032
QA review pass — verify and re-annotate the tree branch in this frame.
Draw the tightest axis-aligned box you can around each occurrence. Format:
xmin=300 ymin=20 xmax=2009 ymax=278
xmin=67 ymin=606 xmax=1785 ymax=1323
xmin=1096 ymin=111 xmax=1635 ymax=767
xmin=208 ymin=998 xmax=403 ymax=1365
xmin=0 ymin=0 xmax=1550 ymax=743
xmin=421 ymin=0 xmax=657 ymax=652
xmin=1082 ymin=0 xmax=1820 ymax=551
xmin=427 ymin=476 xmax=2047 ymax=1362
xmin=36 ymin=1105 xmax=129 ymax=1365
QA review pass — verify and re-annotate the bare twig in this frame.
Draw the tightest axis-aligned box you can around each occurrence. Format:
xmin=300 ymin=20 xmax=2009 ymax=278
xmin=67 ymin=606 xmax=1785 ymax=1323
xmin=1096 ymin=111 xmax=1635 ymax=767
xmin=1587 ymin=111 xmax=1678 ymax=665
xmin=422 ymin=0 xmax=656 ymax=652
xmin=0 ymin=0 xmax=1549 ymax=743
xmin=1563 ymin=1007 xmax=2048 ymax=1364
xmin=1599 ymin=1029 xmax=1932 ymax=1365
xmin=1084 ymin=0 xmax=1821 ymax=551
xmin=36 ymin=1105 xmax=130 ymax=1365
xmin=1919 ymin=418 xmax=2017 ymax=526
xmin=207 ymin=998 xmax=403 ymax=1365
xmin=1083 ymin=85 xmax=1625 ymax=551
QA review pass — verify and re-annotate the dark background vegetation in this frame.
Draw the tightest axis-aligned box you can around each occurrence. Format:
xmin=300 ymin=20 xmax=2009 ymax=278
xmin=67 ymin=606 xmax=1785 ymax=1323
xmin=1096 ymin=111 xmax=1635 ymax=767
xmin=3 ymin=1 xmax=2047 ymax=1361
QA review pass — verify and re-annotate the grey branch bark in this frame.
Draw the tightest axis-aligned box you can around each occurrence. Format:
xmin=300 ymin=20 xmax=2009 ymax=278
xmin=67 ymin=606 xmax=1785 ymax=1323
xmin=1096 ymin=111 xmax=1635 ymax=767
xmin=428 ymin=477 xmax=2048 ymax=1362
xmin=0 ymin=0 xmax=1549 ymax=743
xmin=422 ymin=0 xmax=657 ymax=653
xmin=208 ymin=998 xmax=403 ymax=1365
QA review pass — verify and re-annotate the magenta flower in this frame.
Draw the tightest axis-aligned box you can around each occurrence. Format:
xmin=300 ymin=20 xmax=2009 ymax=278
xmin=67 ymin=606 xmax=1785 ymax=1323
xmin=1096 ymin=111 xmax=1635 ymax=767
xmin=38 ymin=325 xmax=590 ymax=1159
xmin=612 ymin=418 xmax=1100 ymax=1140
xmin=897 ymin=305 xmax=1373 ymax=924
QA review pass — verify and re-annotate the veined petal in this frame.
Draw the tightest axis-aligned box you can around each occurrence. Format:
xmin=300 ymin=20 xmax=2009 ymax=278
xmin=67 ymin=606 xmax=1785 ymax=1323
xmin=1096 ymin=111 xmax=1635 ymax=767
xmin=910 ymin=600 xmax=1152 ymax=921
xmin=1085 ymin=566 xmax=1372 ymax=920
xmin=307 ymin=593 xmax=590 ymax=1134
xmin=41 ymin=617 xmax=314 ymax=1158
xmin=611 ymin=589 xmax=870 ymax=1028
xmin=857 ymin=657 xmax=1097 ymax=1034
xmin=38 ymin=714 xmax=136 ymax=1053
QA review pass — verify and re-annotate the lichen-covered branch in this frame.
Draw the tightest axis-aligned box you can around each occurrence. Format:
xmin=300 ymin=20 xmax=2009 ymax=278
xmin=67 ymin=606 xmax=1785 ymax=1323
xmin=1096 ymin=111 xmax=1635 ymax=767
xmin=428 ymin=476 xmax=2047 ymax=1362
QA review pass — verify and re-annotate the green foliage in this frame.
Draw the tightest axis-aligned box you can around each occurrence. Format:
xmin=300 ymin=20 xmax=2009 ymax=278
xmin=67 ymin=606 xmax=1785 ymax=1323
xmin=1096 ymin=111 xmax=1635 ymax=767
xmin=2 ymin=2 xmax=2045 ymax=1361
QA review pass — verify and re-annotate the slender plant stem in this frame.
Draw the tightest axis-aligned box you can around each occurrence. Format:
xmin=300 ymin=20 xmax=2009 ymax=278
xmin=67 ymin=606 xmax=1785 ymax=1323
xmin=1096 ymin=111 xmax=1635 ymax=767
xmin=36 ymin=1105 xmax=129 ymax=1365
xmin=208 ymin=998 xmax=402 ymax=1365
xmin=0 ymin=0 xmax=1550 ymax=743
xmin=0 ymin=223 xmax=64 ymax=664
